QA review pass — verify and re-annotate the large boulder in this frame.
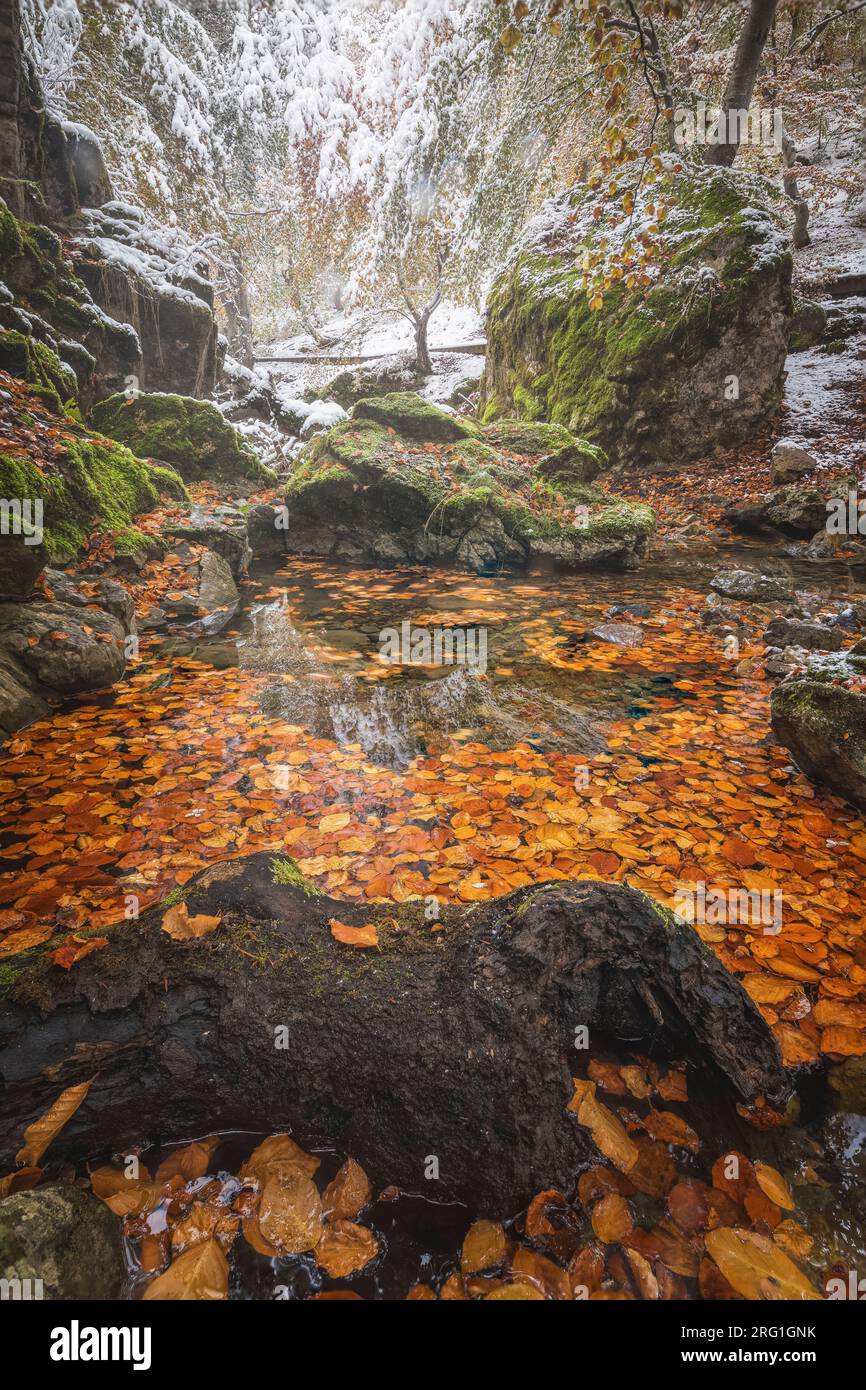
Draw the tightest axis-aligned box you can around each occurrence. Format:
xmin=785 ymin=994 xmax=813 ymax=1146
xmin=725 ymin=484 xmax=835 ymax=539
xmin=0 ymin=570 xmax=137 ymax=738
xmin=480 ymin=166 xmax=792 ymax=470
xmin=0 ymin=1185 xmax=125 ymax=1300
xmin=90 ymin=392 xmax=275 ymax=486
xmin=772 ymin=650 xmax=866 ymax=810
xmin=284 ymin=394 xmax=653 ymax=572
xmin=0 ymin=528 xmax=45 ymax=602
xmin=311 ymin=353 xmax=424 ymax=410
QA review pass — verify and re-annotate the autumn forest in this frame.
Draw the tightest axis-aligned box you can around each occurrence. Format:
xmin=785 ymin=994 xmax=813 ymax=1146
xmin=0 ymin=0 xmax=865 ymax=1345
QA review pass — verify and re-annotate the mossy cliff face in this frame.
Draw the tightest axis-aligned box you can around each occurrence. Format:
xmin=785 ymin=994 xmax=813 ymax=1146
xmin=90 ymin=391 xmax=275 ymax=486
xmin=284 ymin=392 xmax=653 ymax=572
xmin=771 ymin=651 xmax=866 ymax=811
xmin=0 ymin=195 xmax=140 ymax=406
xmin=480 ymin=166 xmax=793 ymax=471
xmin=0 ymin=432 xmax=187 ymax=562
xmin=0 ymin=328 xmax=76 ymax=413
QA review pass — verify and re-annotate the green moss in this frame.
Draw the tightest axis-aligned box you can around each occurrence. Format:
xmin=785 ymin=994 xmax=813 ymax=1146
xmin=271 ymin=856 xmax=317 ymax=894
xmin=0 ymin=329 xmax=76 ymax=411
xmin=0 ymin=433 xmax=187 ymax=562
xmin=480 ymin=166 xmax=792 ymax=462
xmin=353 ymin=391 xmax=479 ymax=442
xmin=90 ymin=392 xmax=275 ymax=485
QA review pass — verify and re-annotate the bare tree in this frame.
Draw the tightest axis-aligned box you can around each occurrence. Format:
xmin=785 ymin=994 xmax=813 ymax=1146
xmin=705 ymin=0 xmax=780 ymax=167
xmin=396 ymin=240 xmax=447 ymax=375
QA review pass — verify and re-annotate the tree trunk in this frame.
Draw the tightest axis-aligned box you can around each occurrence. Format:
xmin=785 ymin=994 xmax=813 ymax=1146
xmin=0 ymin=855 xmax=789 ymax=1210
xmin=705 ymin=0 xmax=779 ymax=167
xmin=414 ymin=313 xmax=433 ymax=375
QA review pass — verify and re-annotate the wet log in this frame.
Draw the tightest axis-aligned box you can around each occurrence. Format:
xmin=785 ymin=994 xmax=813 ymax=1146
xmin=0 ymin=855 xmax=789 ymax=1208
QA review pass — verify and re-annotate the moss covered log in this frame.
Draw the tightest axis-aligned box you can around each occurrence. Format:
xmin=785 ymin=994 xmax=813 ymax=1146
xmin=0 ymin=854 xmax=789 ymax=1209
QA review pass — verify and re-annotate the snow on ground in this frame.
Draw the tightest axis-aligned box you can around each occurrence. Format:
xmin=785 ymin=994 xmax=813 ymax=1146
xmin=255 ymin=301 xmax=485 ymax=402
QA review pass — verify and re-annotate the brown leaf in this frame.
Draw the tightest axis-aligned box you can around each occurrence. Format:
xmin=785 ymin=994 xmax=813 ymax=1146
xmin=49 ymin=935 xmax=109 ymax=969
xmin=161 ymin=902 xmax=221 ymax=940
xmin=142 ymin=1238 xmax=228 ymax=1301
xmin=642 ymin=1108 xmax=700 ymax=1154
xmin=156 ymin=1137 xmax=220 ymax=1184
xmin=591 ymin=1192 xmax=633 ymax=1244
xmin=316 ymin=1219 xmax=379 ymax=1277
xmin=568 ymin=1080 xmax=638 ymax=1173
xmin=322 ymin=1157 xmax=371 ymax=1220
xmin=510 ymin=1247 xmax=570 ymax=1300
xmin=460 ymin=1218 xmax=508 ymax=1273
xmin=170 ymin=1202 xmax=239 ymax=1254
xmin=239 ymin=1133 xmax=320 ymax=1183
xmin=0 ymin=1166 xmax=42 ymax=1198
xmin=329 ymin=917 xmax=378 ymax=948
xmin=16 ymin=1078 xmax=93 ymax=1167
xmin=258 ymin=1169 xmax=322 ymax=1254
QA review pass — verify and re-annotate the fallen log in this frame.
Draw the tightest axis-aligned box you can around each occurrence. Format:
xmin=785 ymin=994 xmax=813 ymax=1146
xmin=0 ymin=855 xmax=789 ymax=1208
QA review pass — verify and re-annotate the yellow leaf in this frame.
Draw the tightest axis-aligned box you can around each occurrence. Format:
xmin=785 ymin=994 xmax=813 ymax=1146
xmin=705 ymin=1228 xmax=820 ymax=1301
xmin=754 ymin=1162 xmax=796 ymax=1211
xmin=16 ymin=1079 xmax=93 ymax=1167
xmin=460 ymin=1219 xmax=508 ymax=1273
xmin=143 ymin=1238 xmax=228 ymax=1301
xmin=258 ymin=1170 xmax=323 ymax=1254
xmin=568 ymin=1080 xmax=638 ymax=1172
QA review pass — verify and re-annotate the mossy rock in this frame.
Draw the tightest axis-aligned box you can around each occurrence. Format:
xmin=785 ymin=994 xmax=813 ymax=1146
xmin=284 ymin=407 xmax=653 ymax=573
xmin=481 ymin=419 xmax=605 ymax=484
xmin=353 ymin=391 xmax=479 ymax=442
xmin=771 ymin=652 xmax=866 ymax=810
xmin=0 ymin=434 xmax=187 ymax=562
xmin=0 ymin=329 xmax=76 ymax=413
xmin=0 ymin=1186 xmax=125 ymax=1300
xmin=89 ymin=391 xmax=276 ymax=485
xmin=788 ymin=297 xmax=827 ymax=352
xmin=480 ymin=165 xmax=793 ymax=470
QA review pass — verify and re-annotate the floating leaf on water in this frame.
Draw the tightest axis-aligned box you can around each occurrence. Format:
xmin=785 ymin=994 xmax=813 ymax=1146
xmin=258 ymin=1169 xmax=323 ymax=1255
xmin=142 ymin=1238 xmax=229 ymax=1301
xmin=316 ymin=1219 xmax=379 ymax=1277
xmin=322 ymin=1157 xmax=371 ymax=1220
xmin=460 ymin=1218 xmax=508 ymax=1273
xmin=705 ymin=1227 xmax=820 ymax=1301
